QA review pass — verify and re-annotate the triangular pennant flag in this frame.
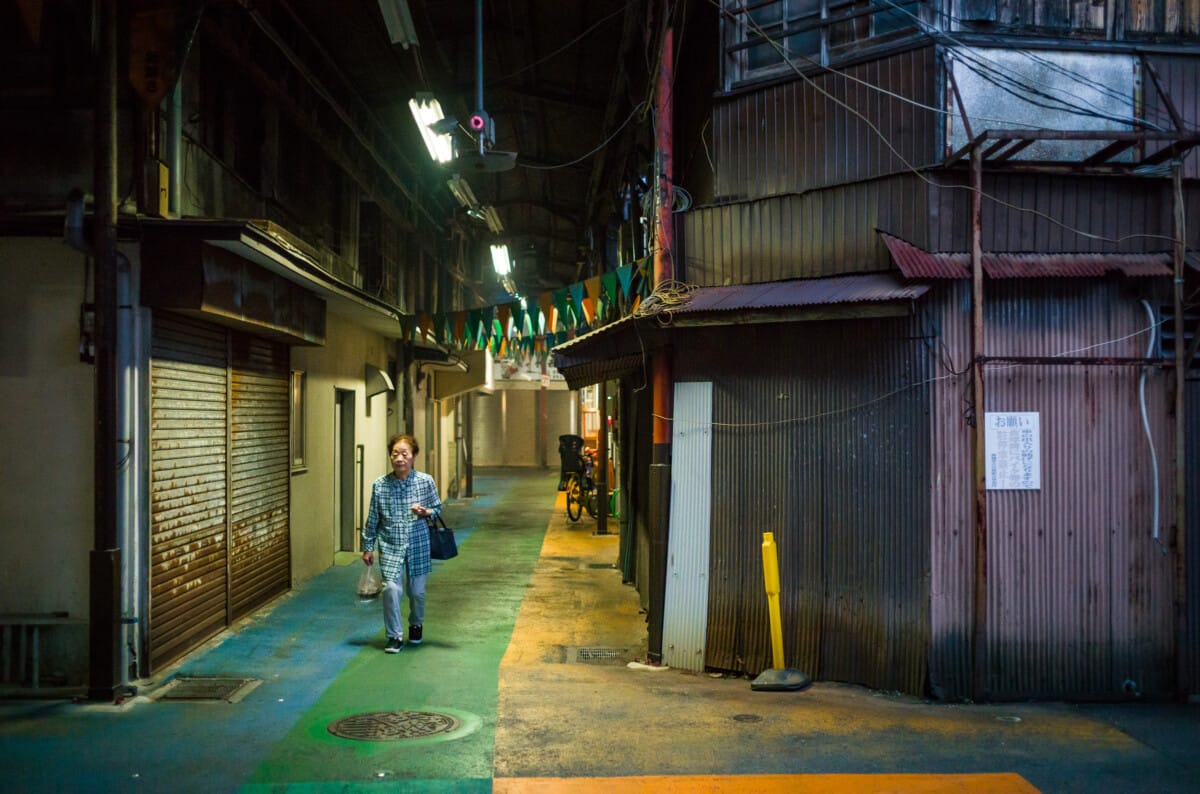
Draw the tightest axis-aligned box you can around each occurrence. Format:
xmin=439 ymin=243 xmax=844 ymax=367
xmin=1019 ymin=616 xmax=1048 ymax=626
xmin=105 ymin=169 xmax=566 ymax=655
xmin=524 ymin=302 xmax=539 ymax=337
xmin=585 ymin=276 xmax=602 ymax=304
xmin=497 ymin=304 xmax=512 ymax=338
xmin=553 ymin=289 xmax=569 ymax=331
xmin=581 ymin=297 xmax=595 ymax=326
xmin=468 ymin=310 xmax=481 ymax=345
xmin=418 ymin=313 xmax=433 ymax=342
xmin=509 ymin=302 xmax=524 ymax=334
xmin=454 ymin=311 xmax=467 ymax=346
xmin=433 ymin=313 xmax=446 ymax=344
xmin=568 ymin=282 xmax=586 ymax=319
xmin=538 ymin=292 xmax=554 ymax=332
xmin=480 ymin=305 xmax=494 ymax=333
xmin=601 ymin=271 xmax=619 ymax=305
xmin=616 ymin=264 xmax=634 ymax=298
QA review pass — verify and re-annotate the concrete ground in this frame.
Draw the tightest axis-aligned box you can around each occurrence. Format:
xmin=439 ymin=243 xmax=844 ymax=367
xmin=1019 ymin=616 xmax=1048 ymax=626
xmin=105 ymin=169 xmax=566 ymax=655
xmin=1 ymin=468 xmax=1197 ymax=793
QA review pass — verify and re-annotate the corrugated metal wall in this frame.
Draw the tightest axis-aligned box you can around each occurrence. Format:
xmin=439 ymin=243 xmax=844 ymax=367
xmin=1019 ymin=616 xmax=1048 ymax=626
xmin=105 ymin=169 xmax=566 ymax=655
xmin=680 ymin=174 xmax=929 ymax=287
xmin=1187 ymin=378 xmax=1200 ymax=694
xmin=1144 ymin=54 xmax=1200 ymax=180
xmin=928 ymin=280 xmax=1178 ymax=700
xmin=927 ymin=172 xmax=1200 ymax=254
xmin=662 ymin=381 xmax=713 ymax=671
xmin=712 ymin=46 xmax=941 ymax=200
xmin=677 ymin=319 xmax=932 ymax=694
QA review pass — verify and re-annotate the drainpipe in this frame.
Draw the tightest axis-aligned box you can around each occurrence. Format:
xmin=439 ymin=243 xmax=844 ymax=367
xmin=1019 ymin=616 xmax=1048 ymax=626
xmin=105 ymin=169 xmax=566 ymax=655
xmin=646 ymin=9 xmax=674 ymax=664
xmin=1171 ymin=164 xmax=1188 ymax=697
xmin=596 ymin=378 xmax=609 ymax=535
xmin=969 ymin=144 xmax=989 ymax=702
xmin=116 ymin=255 xmax=143 ymax=683
xmin=167 ymin=83 xmax=182 ymax=215
xmin=89 ymin=0 xmax=123 ymax=702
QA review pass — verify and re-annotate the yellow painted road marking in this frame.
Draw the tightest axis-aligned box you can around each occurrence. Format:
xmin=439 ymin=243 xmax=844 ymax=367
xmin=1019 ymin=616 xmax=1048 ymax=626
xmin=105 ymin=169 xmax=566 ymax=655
xmin=494 ymin=773 xmax=1040 ymax=793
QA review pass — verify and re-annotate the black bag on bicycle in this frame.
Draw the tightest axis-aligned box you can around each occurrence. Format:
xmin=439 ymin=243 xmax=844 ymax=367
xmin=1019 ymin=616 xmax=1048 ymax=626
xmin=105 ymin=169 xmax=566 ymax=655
xmin=428 ymin=515 xmax=458 ymax=560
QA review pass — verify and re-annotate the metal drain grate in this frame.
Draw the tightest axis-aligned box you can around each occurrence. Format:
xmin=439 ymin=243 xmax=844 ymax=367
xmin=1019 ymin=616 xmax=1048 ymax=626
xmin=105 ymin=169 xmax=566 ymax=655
xmin=157 ymin=676 xmax=260 ymax=702
xmin=565 ymin=646 xmax=629 ymax=664
xmin=328 ymin=710 xmax=463 ymax=741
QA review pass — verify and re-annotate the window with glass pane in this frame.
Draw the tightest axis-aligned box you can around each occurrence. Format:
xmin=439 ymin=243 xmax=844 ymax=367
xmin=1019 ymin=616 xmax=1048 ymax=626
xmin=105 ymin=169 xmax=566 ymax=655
xmin=725 ymin=0 xmax=921 ymax=85
xmin=873 ymin=0 xmax=919 ymax=36
xmin=290 ymin=370 xmax=306 ymax=471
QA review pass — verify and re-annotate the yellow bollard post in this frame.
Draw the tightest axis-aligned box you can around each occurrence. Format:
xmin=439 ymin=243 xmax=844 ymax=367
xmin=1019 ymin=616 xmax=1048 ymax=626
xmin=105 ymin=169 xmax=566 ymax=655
xmin=751 ymin=532 xmax=811 ymax=692
xmin=761 ymin=532 xmax=785 ymax=670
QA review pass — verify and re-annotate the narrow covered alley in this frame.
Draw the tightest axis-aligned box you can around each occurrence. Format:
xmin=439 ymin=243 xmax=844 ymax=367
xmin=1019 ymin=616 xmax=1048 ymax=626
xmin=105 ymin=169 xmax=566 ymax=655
xmin=2 ymin=470 xmax=1196 ymax=793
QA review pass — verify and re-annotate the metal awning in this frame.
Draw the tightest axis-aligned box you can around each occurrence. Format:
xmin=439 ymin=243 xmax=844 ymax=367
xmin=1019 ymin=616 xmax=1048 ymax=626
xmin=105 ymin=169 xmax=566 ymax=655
xmin=552 ymin=272 xmax=929 ymax=390
xmin=880 ymin=233 xmax=1177 ymax=279
xmin=140 ymin=217 xmax=407 ymax=339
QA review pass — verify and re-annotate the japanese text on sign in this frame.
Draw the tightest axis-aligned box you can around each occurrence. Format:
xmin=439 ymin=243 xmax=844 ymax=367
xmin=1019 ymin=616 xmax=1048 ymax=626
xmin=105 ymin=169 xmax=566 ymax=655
xmin=984 ymin=412 xmax=1041 ymax=490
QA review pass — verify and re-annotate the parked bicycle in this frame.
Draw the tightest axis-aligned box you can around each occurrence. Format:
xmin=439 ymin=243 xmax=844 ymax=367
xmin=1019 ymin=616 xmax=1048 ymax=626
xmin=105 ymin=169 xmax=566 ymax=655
xmin=564 ymin=448 xmax=599 ymax=522
xmin=558 ymin=434 xmax=598 ymax=522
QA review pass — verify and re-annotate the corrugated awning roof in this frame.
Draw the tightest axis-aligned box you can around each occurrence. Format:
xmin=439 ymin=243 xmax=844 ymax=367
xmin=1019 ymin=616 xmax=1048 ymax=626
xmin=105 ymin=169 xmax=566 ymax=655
xmin=668 ymin=272 xmax=930 ymax=313
xmin=552 ymin=272 xmax=928 ymax=389
xmin=880 ymin=232 xmax=1175 ymax=279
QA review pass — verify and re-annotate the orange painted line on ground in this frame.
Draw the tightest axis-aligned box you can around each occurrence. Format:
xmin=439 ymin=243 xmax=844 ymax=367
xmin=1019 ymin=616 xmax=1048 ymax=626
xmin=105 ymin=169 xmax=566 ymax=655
xmin=494 ymin=773 xmax=1041 ymax=794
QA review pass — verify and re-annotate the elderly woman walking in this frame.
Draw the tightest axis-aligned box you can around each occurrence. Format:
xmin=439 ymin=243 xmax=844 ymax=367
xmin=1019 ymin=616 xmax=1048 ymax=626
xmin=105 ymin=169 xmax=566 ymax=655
xmin=361 ymin=434 xmax=443 ymax=653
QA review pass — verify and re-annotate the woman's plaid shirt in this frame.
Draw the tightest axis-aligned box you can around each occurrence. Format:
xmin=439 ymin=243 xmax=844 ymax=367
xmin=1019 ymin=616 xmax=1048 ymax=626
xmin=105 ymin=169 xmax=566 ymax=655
xmin=362 ymin=470 xmax=442 ymax=581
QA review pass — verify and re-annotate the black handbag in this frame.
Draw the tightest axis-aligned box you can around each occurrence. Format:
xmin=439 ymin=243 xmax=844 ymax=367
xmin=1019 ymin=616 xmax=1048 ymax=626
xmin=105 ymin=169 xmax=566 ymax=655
xmin=428 ymin=514 xmax=458 ymax=560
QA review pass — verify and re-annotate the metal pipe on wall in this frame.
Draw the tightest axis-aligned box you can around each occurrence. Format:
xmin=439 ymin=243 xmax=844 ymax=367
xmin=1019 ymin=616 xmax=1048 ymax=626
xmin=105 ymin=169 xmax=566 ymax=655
xmin=970 ymin=144 xmax=989 ymax=702
xmin=1172 ymin=164 xmax=1189 ymax=696
xmin=89 ymin=0 xmax=124 ymax=702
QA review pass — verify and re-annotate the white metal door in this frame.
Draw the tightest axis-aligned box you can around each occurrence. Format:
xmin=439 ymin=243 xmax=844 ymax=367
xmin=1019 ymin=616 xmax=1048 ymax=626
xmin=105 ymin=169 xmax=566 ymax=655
xmin=662 ymin=381 xmax=713 ymax=671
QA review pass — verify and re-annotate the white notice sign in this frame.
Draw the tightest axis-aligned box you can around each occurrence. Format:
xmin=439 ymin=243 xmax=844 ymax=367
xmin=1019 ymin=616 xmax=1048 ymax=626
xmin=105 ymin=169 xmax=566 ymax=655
xmin=985 ymin=412 xmax=1041 ymax=490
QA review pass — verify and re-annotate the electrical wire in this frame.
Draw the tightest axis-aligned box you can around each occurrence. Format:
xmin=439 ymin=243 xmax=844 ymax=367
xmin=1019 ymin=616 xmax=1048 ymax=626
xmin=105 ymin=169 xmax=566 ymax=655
xmin=521 ymin=101 xmax=648 ymax=170
xmin=918 ymin=2 xmax=1180 ymax=129
xmin=490 ymin=3 xmax=628 ymax=85
xmin=882 ymin=0 xmax=1166 ymax=132
xmin=711 ymin=0 xmax=1183 ymax=249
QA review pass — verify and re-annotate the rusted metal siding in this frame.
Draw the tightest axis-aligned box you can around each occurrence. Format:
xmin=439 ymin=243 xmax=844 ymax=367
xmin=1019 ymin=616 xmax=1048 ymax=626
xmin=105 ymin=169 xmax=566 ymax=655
xmin=681 ymin=174 xmax=929 ymax=287
xmin=1188 ymin=377 xmax=1200 ymax=695
xmin=149 ymin=314 xmax=230 ymax=672
xmin=927 ymin=172 xmax=1200 ymax=254
xmin=928 ymin=280 xmax=1178 ymax=700
xmin=1144 ymin=54 xmax=1200 ymax=180
xmin=229 ymin=337 xmax=291 ymax=619
xmin=713 ymin=46 xmax=941 ymax=201
xmin=680 ymin=318 xmax=931 ymax=694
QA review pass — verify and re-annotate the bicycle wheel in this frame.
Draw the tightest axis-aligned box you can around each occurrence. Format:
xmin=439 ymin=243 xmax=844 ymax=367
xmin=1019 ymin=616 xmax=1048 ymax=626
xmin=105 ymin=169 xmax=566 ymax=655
xmin=566 ymin=475 xmax=583 ymax=521
xmin=584 ymin=489 xmax=598 ymax=518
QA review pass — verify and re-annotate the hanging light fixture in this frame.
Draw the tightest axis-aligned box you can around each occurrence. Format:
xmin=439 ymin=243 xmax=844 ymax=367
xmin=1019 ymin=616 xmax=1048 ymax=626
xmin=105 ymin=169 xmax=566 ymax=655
xmin=409 ymin=93 xmax=455 ymax=163
xmin=452 ymin=0 xmax=516 ymax=173
xmin=490 ymin=244 xmax=511 ymax=276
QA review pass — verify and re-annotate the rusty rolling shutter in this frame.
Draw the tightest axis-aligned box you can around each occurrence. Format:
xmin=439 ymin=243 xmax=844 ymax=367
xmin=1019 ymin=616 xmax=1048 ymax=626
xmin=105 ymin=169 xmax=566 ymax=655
xmin=149 ymin=313 xmax=229 ymax=672
xmin=229 ymin=335 xmax=291 ymax=618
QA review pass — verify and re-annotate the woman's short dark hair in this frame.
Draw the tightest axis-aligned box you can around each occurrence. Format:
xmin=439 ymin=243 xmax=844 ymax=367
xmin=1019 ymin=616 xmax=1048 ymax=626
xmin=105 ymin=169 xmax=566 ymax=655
xmin=388 ymin=434 xmax=419 ymax=455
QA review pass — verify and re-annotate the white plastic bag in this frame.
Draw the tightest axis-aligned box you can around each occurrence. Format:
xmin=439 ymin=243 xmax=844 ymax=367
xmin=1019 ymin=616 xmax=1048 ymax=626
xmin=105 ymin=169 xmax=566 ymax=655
xmin=357 ymin=564 xmax=381 ymax=600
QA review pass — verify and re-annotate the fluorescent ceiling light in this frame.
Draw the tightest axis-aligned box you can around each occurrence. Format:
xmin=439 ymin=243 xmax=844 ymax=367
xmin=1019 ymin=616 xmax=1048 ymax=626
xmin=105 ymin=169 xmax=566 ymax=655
xmin=446 ymin=174 xmax=478 ymax=208
xmin=409 ymin=94 xmax=454 ymax=163
xmin=378 ymin=0 xmax=418 ymax=49
xmin=490 ymin=244 xmax=511 ymax=276
xmin=480 ymin=205 xmax=503 ymax=234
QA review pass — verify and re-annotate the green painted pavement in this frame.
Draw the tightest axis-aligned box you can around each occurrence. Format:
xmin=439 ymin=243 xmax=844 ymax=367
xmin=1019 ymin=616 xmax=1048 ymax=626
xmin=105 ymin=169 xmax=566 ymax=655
xmin=244 ymin=470 xmax=559 ymax=790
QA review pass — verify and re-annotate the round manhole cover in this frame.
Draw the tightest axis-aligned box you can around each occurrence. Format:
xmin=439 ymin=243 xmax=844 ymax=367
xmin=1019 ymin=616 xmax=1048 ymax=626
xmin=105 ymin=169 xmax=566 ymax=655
xmin=328 ymin=710 xmax=463 ymax=741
